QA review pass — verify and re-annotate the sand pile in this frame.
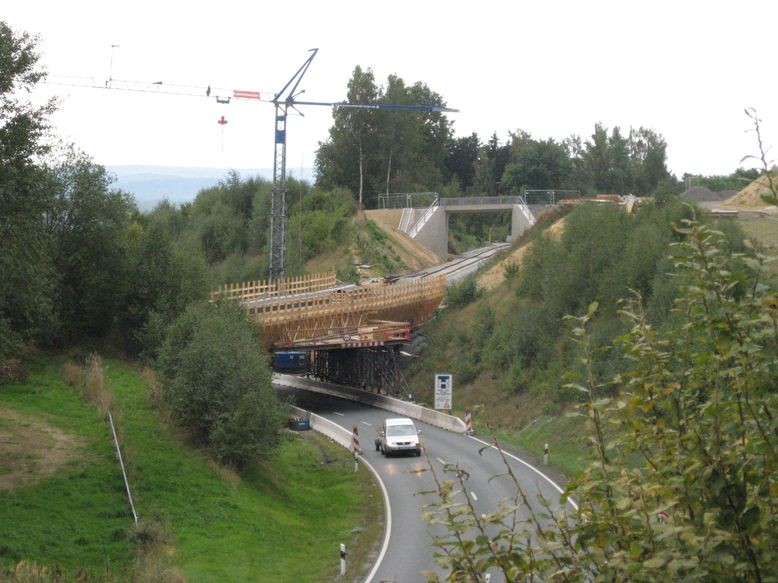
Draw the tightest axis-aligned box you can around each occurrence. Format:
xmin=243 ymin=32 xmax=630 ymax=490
xmin=722 ymin=173 xmax=778 ymax=211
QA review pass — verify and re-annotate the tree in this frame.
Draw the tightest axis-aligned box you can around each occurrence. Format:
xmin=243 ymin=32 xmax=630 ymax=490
xmin=500 ymin=137 xmax=572 ymax=192
xmin=0 ymin=21 xmax=57 ymax=355
xmin=424 ymin=219 xmax=778 ymax=581
xmin=629 ymin=127 xmax=671 ymax=194
xmin=316 ymin=66 xmax=380 ymax=206
xmin=444 ymin=133 xmax=481 ymax=191
xmin=116 ymin=210 xmax=211 ymax=356
xmin=474 ymin=133 xmax=512 ymax=196
xmin=316 ymin=68 xmax=453 ymax=207
xmin=43 ymin=146 xmax=136 ymax=341
xmin=316 ymin=65 xmax=380 ymax=206
xmin=157 ymin=300 xmax=285 ymax=468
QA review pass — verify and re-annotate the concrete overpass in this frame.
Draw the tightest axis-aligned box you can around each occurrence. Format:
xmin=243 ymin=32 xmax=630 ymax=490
xmin=399 ymin=196 xmax=537 ymax=259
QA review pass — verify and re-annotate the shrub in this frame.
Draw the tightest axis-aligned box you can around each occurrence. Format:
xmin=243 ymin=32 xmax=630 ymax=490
xmin=446 ymin=277 xmax=479 ymax=308
xmin=157 ymin=301 xmax=285 ymax=468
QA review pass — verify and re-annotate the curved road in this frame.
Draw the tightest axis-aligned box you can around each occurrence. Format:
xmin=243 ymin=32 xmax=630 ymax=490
xmin=278 ymin=385 xmax=575 ymax=583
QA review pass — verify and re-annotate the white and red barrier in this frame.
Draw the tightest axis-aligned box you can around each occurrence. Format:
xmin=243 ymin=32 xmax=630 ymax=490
xmin=464 ymin=407 xmax=473 ymax=433
xmin=351 ymin=424 xmax=361 ymax=454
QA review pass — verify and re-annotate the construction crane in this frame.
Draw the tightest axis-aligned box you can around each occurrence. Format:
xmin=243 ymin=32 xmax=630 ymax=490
xmin=267 ymin=49 xmax=458 ymax=280
xmin=46 ymin=48 xmax=458 ymax=280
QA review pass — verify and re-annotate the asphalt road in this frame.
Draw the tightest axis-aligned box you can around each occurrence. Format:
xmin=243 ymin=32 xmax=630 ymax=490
xmin=277 ymin=385 xmax=575 ymax=583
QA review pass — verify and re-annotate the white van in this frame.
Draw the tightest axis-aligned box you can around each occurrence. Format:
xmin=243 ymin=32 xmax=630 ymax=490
xmin=375 ymin=417 xmax=422 ymax=457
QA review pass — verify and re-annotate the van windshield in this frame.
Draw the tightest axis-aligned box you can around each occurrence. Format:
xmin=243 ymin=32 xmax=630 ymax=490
xmin=386 ymin=425 xmax=416 ymax=437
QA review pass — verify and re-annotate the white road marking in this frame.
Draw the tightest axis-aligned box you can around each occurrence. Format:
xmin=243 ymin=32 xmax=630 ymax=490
xmin=320 ymin=417 xmax=390 ymax=583
xmin=361 ymin=421 xmax=372 ymax=427
xmin=466 ymin=435 xmax=579 ymax=511
xmin=471 ymin=491 xmax=478 ymax=501
xmin=435 ymin=457 xmax=447 ymax=466
xmin=333 ymin=411 xmax=345 ymax=417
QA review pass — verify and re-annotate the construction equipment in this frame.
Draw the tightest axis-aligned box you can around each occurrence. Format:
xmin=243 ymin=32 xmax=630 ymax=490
xmin=47 ymin=48 xmax=458 ymax=280
xmin=267 ymin=49 xmax=458 ymax=279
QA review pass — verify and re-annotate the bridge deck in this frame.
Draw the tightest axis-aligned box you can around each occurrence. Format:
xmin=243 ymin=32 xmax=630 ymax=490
xmin=221 ymin=273 xmax=446 ymax=349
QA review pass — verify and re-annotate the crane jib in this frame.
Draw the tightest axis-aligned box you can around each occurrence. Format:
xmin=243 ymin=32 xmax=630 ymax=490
xmin=290 ymin=100 xmax=458 ymax=113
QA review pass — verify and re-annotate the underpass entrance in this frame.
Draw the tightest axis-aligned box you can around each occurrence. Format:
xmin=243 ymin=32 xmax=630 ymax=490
xmin=309 ymin=345 xmax=411 ymax=398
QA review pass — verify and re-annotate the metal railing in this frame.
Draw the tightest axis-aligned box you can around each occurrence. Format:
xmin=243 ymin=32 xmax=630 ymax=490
xmin=439 ymin=195 xmax=527 ymax=206
xmin=398 ymin=208 xmax=414 ymax=232
xmin=407 ymin=196 xmax=440 ymax=238
xmin=521 ymin=189 xmax=581 ymax=205
xmin=377 ymin=192 xmax=439 ymax=209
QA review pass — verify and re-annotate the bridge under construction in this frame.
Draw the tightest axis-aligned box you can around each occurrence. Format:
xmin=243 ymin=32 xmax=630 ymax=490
xmin=212 ymin=271 xmax=447 ymax=395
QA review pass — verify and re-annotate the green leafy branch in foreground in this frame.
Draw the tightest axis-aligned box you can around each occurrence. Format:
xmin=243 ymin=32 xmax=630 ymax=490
xmin=423 ymin=219 xmax=778 ymax=582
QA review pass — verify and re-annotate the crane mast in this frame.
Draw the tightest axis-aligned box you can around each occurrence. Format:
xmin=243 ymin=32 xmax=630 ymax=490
xmin=268 ymin=50 xmax=457 ymax=280
xmin=269 ymin=49 xmax=319 ymax=280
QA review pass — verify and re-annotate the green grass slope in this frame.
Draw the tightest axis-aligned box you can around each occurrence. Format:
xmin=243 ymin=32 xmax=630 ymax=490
xmin=1 ymin=356 xmax=380 ymax=581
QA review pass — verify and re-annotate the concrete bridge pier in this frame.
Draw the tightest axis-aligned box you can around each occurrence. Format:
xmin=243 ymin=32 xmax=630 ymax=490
xmin=410 ymin=199 xmax=536 ymax=259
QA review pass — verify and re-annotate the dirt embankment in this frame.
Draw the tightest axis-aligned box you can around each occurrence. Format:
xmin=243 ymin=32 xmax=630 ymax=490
xmin=362 ymin=209 xmax=444 ymax=270
xmin=477 ymin=218 xmax=566 ymax=291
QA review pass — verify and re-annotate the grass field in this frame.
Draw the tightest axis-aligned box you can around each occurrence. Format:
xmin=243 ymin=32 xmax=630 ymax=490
xmin=0 ymin=355 xmax=381 ymax=581
xmin=737 ymin=214 xmax=778 ymax=273
xmin=0 ymin=357 xmax=135 ymax=578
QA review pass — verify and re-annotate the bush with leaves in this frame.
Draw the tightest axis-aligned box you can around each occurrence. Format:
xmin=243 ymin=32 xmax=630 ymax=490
xmin=157 ymin=300 xmax=285 ymax=468
xmin=424 ymin=218 xmax=778 ymax=581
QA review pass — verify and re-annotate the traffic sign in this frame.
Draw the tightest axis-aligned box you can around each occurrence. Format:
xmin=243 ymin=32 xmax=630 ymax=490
xmin=434 ymin=374 xmax=452 ymax=410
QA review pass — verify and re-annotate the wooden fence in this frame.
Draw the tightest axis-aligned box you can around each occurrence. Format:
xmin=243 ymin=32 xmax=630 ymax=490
xmin=210 ymin=270 xmax=337 ymax=302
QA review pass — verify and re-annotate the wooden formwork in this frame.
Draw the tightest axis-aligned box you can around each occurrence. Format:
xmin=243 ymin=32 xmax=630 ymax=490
xmin=210 ymin=270 xmax=337 ymax=302
xmin=244 ymin=276 xmax=446 ymax=349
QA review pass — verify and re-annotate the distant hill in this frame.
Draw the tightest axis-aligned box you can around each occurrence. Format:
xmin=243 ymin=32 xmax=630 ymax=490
xmin=106 ymin=165 xmax=315 ymax=211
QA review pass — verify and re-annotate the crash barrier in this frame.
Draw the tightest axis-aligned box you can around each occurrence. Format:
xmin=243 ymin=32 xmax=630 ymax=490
xmin=289 ymin=405 xmax=352 ymax=448
xmin=276 ymin=374 xmax=467 ymax=433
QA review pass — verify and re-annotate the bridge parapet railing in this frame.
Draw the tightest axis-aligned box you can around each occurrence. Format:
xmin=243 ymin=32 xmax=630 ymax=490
xmin=378 ymin=192 xmax=439 ymax=209
xmin=407 ymin=196 xmax=440 ymax=238
xmin=211 ymin=270 xmax=337 ymax=302
xmin=439 ymin=195 xmax=527 ymax=206
xmin=398 ymin=208 xmax=414 ymax=232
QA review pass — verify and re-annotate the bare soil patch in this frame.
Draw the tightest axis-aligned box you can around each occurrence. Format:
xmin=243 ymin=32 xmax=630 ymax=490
xmin=477 ymin=217 xmax=566 ymax=291
xmin=363 ymin=209 xmax=444 ymax=269
xmin=0 ymin=408 xmax=85 ymax=491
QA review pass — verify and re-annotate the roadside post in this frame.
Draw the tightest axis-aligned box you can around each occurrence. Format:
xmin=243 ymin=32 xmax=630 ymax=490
xmin=544 ymin=443 xmax=549 ymax=465
xmin=464 ymin=406 xmax=473 ymax=433
xmin=340 ymin=543 xmax=346 ymax=576
xmin=352 ymin=424 xmax=360 ymax=472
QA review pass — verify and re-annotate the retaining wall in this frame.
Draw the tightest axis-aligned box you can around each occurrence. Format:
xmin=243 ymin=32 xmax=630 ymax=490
xmin=274 ymin=373 xmax=467 ymax=433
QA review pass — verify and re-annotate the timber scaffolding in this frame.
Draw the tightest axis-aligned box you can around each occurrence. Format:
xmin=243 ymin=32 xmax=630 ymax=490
xmin=218 ymin=272 xmax=447 ymax=350
xmin=211 ymin=270 xmax=337 ymax=301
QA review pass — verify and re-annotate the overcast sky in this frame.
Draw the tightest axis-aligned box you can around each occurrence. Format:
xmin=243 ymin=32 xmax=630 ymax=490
xmin=5 ymin=0 xmax=778 ymax=179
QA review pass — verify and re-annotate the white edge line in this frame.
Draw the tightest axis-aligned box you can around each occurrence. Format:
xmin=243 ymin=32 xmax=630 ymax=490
xmin=333 ymin=411 xmax=345 ymax=416
xmin=309 ymin=415 xmax=391 ymax=583
xmin=467 ymin=435 xmax=579 ymax=511
xmin=361 ymin=451 xmax=392 ymax=583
